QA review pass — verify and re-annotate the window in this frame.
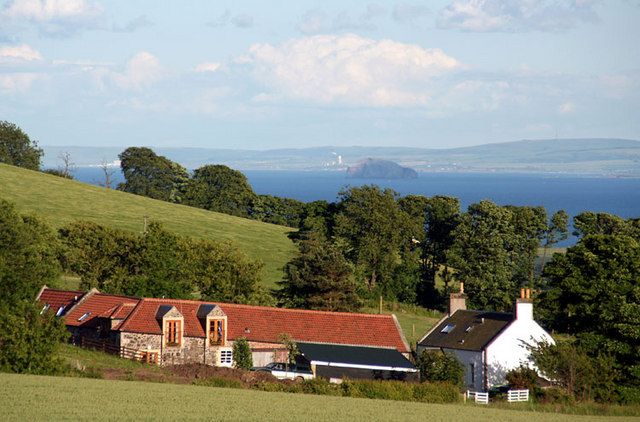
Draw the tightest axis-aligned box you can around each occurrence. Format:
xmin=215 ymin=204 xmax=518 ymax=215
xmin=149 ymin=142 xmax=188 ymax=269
xmin=78 ymin=312 xmax=91 ymax=322
xmin=40 ymin=304 xmax=50 ymax=314
xmin=56 ymin=305 xmax=65 ymax=317
xmin=166 ymin=320 xmax=181 ymax=347
xmin=209 ymin=319 xmax=225 ymax=345
xmin=465 ymin=326 xmax=473 ymax=333
xmin=441 ymin=324 xmax=455 ymax=334
xmin=220 ymin=350 xmax=232 ymax=365
xmin=470 ymin=363 xmax=475 ymax=384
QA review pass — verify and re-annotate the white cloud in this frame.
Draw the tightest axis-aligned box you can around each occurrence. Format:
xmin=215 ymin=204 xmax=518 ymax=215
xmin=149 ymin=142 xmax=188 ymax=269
xmin=3 ymin=0 xmax=103 ymax=35
xmin=558 ymin=101 xmax=575 ymax=114
xmin=297 ymin=5 xmax=385 ymax=35
xmin=106 ymin=52 xmax=164 ymax=90
xmin=194 ymin=62 xmax=221 ymax=73
xmin=244 ymin=34 xmax=461 ymax=107
xmin=438 ymin=0 xmax=599 ymax=32
xmin=0 ymin=44 xmax=43 ymax=62
xmin=0 ymin=72 xmax=41 ymax=93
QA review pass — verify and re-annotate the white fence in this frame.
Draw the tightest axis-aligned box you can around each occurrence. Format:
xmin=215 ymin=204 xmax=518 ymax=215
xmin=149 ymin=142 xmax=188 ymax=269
xmin=507 ymin=389 xmax=530 ymax=402
xmin=467 ymin=390 xmax=489 ymax=404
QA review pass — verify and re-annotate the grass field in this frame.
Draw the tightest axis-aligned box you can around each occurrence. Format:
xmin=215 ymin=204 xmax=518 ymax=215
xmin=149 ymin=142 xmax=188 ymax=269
xmin=2 ymin=373 xmax=631 ymax=422
xmin=0 ymin=163 xmax=296 ymax=287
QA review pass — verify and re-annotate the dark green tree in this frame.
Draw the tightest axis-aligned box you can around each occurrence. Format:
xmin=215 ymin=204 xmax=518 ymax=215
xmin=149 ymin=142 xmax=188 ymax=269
xmin=252 ymin=195 xmax=305 ymax=227
xmin=0 ymin=200 xmax=61 ymax=305
xmin=184 ymin=164 xmax=257 ymax=218
xmin=183 ymin=237 xmax=264 ymax=304
xmin=0 ymin=121 xmax=43 ymax=170
xmin=539 ymin=210 xmax=569 ymax=274
xmin=118 ymin=147 xmax=189 ymax=203
xmin=232 ymin=337 xmax=253 ymax=370
xmin=417 ymin=350 xmax=464 ymax=387
xmin=541 ymin=234 xmax=640 ymax=388
xmin=334 ymin=186 xmax=411 ymax=297
xmin=0 ymin=300 xmax=69 ymax=375
xmin=573 ymin=211 xmax=632 ymax=238
xmin=275 ymin=235 xmax=360 ymax=312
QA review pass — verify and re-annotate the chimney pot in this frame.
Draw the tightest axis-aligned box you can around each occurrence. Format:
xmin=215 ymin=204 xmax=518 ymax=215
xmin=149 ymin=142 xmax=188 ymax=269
xmin=520 ymin=288 xmax=525 ymax=299
xmin=460 ymin=282 xmax=464 ymax=294
xmin=526 ymin=288 xmax=531 ymax=299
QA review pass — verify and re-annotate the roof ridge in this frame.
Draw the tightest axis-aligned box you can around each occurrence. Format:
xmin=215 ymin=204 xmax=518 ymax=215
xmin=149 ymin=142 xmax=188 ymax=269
xmin=42 ymin=287 xmax=85 ymax=294
xmin=141 ymin=297 xmax=394 ymax=318
xmin=95 ymin=292 xmax=140 ymax=301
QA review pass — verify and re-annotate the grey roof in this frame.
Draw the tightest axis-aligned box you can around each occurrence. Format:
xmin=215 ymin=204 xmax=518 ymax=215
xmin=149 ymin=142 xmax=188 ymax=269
xmin=297 ymin=342 xmax=416 ymax=370
xmin=418 ymin=310 xmax=513 ymax=352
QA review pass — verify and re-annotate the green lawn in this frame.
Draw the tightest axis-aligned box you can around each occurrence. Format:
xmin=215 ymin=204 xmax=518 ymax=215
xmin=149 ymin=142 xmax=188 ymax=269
xmin=2 ymin=373 xmax=629 ymax=421
xmin=0 ymin=163 xmax=296 ymax=287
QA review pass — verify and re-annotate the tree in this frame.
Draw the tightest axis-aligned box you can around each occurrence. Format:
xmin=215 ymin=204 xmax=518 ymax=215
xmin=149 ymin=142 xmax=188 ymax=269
xmin=540 ymin=234 xmax=640 ymax=387
xmin=57 ymin=151 xmax=76 ymax=178
xmin=275 ymin=235 xmax=360 ymax=312
xmin=278 ymin=333 xmax=299 ymax=369
xmin=334 ymin=186 xmax=411 ymax=297
xmin=573 ymin=211 xmax=633 ymax=238
xmin=252 ymin=195 xmax=305 ymax=227
xmin=232 ymin=337 xmax=253 ymax=370
xmin=184 ymin=164 xmax=257 ymax=217
xmin=118 ymin=147 xmax=189 ymax=203
xmin=99 ymin=159 xmax=116 ymax=189
xmin=448 ymin=201 xmax=546 ymax=311
xmin=417 ymin=350 xmax=464 ymax=387
xmin=0 ymin=121 xmax=43 ymax=170
xmin=0 ymin=200 xmax=61 ymax=305
xmin=183 ymin=237 xmax=264 ymax=304
xmin=540 ymin=210 xmax=569 ymax=274
xmin=0 ymin=300 xmax=69 ymax=375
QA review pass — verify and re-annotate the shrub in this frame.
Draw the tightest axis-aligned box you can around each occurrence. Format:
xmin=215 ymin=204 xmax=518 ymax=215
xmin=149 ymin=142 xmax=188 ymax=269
xmin=536 ymin=387 xmax=575 ymax=405
xmin=300 ymin=378 xmax=340 ymax=396
xmin=412 ymin=382 xmax=461 ymax=403
xmin=232 ymin=338 xmax=253 ymax=370
xmin=506 ymin=365 xmax=538 ymax=390
xmin=194 ymin=377 xmax=244 ymax=389
xmin=417 ymin=350 xmax=464 ymax=387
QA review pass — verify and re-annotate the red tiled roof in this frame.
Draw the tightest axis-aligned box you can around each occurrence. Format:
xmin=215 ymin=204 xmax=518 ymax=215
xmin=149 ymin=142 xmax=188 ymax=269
xmin=37 ymin=288 xmax=85 ymax=315
xmin=119 ymin=298 xmax=409 ymax=353
xmin=65 ymin=292 xmax=139 ymax=328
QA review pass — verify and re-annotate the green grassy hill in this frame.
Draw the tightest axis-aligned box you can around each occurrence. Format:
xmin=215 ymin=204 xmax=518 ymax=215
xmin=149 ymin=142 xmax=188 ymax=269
xmin=4 ymin=373 xmax=631 ymax=421
xmin=0 ymin=163 xmax=295 ymax=287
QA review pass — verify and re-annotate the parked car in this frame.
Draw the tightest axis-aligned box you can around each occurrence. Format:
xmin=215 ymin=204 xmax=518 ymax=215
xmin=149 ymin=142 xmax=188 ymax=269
xmin=252 ymin=362 xmax=314 ymax=380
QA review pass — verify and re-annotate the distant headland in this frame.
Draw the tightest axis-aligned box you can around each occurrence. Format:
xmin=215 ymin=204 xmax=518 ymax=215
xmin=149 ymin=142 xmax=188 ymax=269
xmin=346 ymin=158 xmax=418 ymax=180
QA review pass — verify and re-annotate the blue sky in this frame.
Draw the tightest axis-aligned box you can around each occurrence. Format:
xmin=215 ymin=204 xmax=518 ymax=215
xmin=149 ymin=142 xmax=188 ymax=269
xmin=0 ymin=0 xmax=639 ymax=149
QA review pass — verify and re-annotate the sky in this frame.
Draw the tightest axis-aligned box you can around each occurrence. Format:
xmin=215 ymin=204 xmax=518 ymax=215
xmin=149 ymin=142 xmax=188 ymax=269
xmin=0 ymin=0 xmax=639 ymax=149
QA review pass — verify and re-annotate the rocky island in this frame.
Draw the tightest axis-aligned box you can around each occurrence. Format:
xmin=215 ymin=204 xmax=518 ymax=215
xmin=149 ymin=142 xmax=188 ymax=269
xmin=346 ymin=158 xmax=418 ymax=179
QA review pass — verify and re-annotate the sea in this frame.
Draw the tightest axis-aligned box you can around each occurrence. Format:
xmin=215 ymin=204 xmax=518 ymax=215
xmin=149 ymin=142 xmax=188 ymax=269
xmin=73 ymin=167 xmax=640 ymax=245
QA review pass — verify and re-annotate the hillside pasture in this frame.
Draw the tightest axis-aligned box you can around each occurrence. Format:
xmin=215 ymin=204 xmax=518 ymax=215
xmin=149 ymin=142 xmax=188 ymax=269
xmin=0 ymin=163 xmax=296 ymax=287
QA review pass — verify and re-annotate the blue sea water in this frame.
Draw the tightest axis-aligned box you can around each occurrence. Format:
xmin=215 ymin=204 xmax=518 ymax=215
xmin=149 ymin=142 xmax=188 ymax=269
xmin=73 ymin=167 xmax=640 ymax=244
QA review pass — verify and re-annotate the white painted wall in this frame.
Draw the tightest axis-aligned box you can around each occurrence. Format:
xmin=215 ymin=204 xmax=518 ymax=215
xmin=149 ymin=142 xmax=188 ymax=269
xmin=446 ymin=348 xmax=484 ymax=391
xmin=484 ymin=303 xmax=554 ymax=389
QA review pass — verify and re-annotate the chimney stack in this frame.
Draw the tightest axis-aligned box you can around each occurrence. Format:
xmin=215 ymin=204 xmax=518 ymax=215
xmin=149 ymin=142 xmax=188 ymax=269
xmin=516 ymin=288 xmax=533 ymax=320
xmin=448 ymin=283 xmax=467 ymax=316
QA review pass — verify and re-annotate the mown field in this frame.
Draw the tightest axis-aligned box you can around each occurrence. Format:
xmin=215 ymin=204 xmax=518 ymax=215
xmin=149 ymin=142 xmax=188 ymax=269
xmin=0 ymin=163 xmax=296 ymax=287
xmin=2 ymin=373 xmax=630 ymax=422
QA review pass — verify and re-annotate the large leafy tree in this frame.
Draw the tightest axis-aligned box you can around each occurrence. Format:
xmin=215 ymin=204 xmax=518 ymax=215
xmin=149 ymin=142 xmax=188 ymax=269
xmin=0 ymin=121 xmax=43 ymax=170
xmin=183 ymin=237 xmax=264 ymax=304
xmin=541 ymin=234 xmax=640 ymax=388
xmin=276 ymin=235 xmax=360 ymax=312
xmin=0 ymin=200 xmax=61 ymax=304
xmin=573 ymin=211 xmax=634 ymax=238
xmin=184 ymin=164 xmax=257 ymax=217
xmin=334 ymin=186 xmax=412 ymax=297
xmin=0 ymin=199 xmax=68 ymax=375
xmin=118 ymin=147 xmax=189 ymax=203
xmin=252 ymin=195 xmax=305 ymax=227
xmin=448 ymin=201 xmax=545 ymax=311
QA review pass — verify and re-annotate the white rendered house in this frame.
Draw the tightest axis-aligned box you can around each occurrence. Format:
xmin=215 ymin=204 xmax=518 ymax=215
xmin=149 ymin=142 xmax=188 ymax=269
xmin=417 ymin=285 xmax=554 ymax=391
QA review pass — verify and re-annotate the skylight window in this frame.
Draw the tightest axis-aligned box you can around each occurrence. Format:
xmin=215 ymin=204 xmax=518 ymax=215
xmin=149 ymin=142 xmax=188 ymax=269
xmin=465 ymin=326 xmax=473 ymax=333
xmin=441 ymin=324 xmax=455 ymax=334
xmin=40 ymin=304 xmax=50 ymax=314
xmin=56 ymin=305 xmax=65 ymax=317
xmin=78 ymin=312 xmax=91 ymax=322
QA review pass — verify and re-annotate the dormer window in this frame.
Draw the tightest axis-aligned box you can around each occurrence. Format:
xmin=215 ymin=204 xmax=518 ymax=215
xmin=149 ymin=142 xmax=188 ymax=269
xmin=165 ymin=320 xmax=182 ymax=347
xmin=209 ymin=319 xmax=225 ymax=346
